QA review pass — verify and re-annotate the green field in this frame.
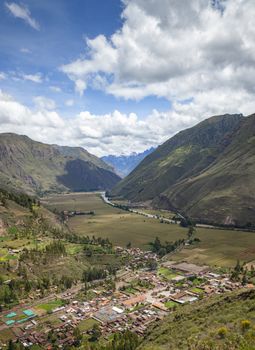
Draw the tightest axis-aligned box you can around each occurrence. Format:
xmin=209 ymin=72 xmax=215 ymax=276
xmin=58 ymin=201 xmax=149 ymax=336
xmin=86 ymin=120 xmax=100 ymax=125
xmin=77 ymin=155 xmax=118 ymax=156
xmin=78 ymin=318 xmax=99 ymax=332
xmin=44 ymin=192 xmax=186 ymax=248
xmin=174 ymin=228 xmax=255 ymax=267
xmin=36 ymin=299 xmax=64 ymax=312
xmin=164 ymin=301 xmax=179 ymax=309
xmin=158 ymin=267 xmax=179 ymax=280
xmin=44 ymin=192 xmax=255 ymax=267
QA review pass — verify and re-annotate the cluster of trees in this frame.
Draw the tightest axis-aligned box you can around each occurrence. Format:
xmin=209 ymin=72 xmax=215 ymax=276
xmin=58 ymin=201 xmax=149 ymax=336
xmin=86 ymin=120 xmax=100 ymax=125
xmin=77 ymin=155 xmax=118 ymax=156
xmin=0 ymin=270 xmax=75 ymax=309
xmin=45 ymin=240 xmax=67 ymax=256
xmin=0 ymin=188 xmax=38 ymax=211
xmin=82 ymin=267 xmax=108 ymax=283
xmin=0 ymin=283 xmax=18 ymax=309
xmin=150 ymin=237 xmax=185 ymax=257
xmin=52 ymin=229 xmax=113 ymax=251
xmin=231 ymin=260 xmax=255 ymax=285
xmin=20 ymin=240 xmax=66 ymax=263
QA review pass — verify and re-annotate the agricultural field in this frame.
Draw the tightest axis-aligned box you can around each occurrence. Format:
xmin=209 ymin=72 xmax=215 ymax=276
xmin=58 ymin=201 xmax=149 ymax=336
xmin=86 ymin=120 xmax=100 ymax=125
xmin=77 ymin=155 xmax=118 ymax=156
xmin=174 ymin=228 xmax=255 ymax=267
xmin=44 ymin=192 xmax=255 ymax=267
xmin=44 ymin=192 xmax=187 ymax=248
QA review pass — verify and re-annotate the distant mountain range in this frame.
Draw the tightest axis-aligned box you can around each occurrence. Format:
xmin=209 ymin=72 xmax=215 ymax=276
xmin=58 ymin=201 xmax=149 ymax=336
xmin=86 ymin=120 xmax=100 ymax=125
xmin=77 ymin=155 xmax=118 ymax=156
xmin=111 ymin=113 xmax=255 ymax=227
xmin=0 ymin=133 xmax=120 ymax=195
xmin=102 ymin=147 xmax=155 ymax=177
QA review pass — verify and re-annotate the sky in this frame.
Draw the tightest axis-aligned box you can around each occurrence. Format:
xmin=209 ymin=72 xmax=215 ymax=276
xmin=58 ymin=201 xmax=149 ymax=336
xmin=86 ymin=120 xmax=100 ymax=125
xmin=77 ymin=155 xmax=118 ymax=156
xmin=0 ymin=0 xmax=255 ymax=156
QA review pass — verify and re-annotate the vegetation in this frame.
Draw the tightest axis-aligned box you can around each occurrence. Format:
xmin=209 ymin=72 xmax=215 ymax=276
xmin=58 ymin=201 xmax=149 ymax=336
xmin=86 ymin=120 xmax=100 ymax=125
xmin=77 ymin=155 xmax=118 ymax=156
xmin=139 ymin=289 xmax=255 ymax=350
xmin=111 ymin=113 xmax=255 ymax=227
xmin=0 ymin=133 xmax=120 ymax=195
xmin=45 ymin=192 xmax=255 ymax=267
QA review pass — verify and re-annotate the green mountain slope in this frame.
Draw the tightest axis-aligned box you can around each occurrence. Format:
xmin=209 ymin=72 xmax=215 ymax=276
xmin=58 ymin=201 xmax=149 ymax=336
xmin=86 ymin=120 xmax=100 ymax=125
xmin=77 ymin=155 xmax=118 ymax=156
xmin=139 ymin=289 xmax=255 ymax=350
xmin=111 ymin=113 xmax=255 ymax=226
xmin=0 ymin=133 xmax=120 ymax=195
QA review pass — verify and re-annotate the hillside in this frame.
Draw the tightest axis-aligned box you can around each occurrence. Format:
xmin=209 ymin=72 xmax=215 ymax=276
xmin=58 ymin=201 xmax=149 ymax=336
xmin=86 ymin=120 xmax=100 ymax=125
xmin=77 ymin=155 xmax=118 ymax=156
xmin=111 ymin=113 xmax=255 ymax=226
xmin=0 ymin=133 xmax=120 ymax=195
xmin=102 ymin=148 xmax=155 ymax=177
xmin=139 ymin=288 xmax=255 ymax=350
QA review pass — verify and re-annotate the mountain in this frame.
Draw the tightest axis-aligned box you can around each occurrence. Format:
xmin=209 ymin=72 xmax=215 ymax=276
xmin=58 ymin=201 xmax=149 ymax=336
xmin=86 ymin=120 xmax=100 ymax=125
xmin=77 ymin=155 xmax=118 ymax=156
xmin=111 ymin=113 xmax=255 ymax=226
xmin=0 ymin=133 xmax=120 ymax=195
xmin=139 ymin=288 xmax=255 ymax=350
xmin=102 ymin=147 xmax=155 ymax=177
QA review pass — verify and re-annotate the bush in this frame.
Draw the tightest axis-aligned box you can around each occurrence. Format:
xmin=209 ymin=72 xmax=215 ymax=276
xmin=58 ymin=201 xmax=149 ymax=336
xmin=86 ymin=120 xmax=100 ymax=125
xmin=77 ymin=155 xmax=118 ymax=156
xmin=241 ymin=320 xmax=251 ymax=332
xmin=217 ymin=327 xmax=228 ymax=339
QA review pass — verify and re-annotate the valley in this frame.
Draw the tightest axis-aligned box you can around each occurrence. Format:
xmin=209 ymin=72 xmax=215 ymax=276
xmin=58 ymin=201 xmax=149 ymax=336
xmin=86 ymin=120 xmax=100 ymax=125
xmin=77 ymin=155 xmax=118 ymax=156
xmin=44 ymin=192 xmax=255 ymax=267
xmin=0 ymin=190 xmax=255 ymax=349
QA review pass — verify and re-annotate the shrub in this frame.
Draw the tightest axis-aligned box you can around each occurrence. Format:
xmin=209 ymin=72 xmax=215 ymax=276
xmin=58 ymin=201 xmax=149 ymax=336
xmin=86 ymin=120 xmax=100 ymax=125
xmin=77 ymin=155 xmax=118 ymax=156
xmin=241 ymin=320 xmax=251 ymax=332
xmin=217 ymin=327 xmax=228 ymax=339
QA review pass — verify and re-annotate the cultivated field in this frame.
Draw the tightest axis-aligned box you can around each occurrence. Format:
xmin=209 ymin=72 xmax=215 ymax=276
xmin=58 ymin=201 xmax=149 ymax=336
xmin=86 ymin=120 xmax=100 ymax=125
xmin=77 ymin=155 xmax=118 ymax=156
xmin=43 ymin=192 xmax=186 ymax=248
xmin=43 ymin=192 xmax=255 ymax=267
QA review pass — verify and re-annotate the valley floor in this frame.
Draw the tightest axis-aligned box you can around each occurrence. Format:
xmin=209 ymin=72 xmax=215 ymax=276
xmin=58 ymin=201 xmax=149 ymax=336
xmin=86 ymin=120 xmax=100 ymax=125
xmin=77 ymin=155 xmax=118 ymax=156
xmin=44 ymin=192 xmax=255 ymax=267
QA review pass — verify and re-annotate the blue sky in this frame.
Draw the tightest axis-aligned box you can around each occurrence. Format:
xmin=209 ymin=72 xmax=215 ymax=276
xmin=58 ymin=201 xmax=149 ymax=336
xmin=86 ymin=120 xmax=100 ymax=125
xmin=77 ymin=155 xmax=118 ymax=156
xmin=0 ymin=0 xmax=254 ymax=156
xmin=0 ymin=0 xmax=170 ymax=117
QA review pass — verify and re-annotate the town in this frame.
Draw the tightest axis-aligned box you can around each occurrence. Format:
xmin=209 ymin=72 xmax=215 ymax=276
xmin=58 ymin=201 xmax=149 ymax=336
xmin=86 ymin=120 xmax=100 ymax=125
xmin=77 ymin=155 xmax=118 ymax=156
xmin=0 ymin=245 xmax=251 ymax=349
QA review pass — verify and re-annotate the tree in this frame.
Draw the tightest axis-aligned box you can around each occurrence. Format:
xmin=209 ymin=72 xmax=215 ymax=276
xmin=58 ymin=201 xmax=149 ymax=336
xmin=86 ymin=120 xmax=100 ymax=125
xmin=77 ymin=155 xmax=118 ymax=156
xmin=7 ymin=340 xmax=15 ymax=350
xmin=90 ymin=323 xmax=101 ymax=342
xmin=147 ymin=259 xmax=158 ymax=271
xmin=152 ymin=237 xmax=161 ymax=252
xmin=126 ymin=242 xmax=132 ymax=249
xmin=73 ymin=327 xmax=82 ymax=346
xmin=187 ymin=226 xmax=195 ymax=239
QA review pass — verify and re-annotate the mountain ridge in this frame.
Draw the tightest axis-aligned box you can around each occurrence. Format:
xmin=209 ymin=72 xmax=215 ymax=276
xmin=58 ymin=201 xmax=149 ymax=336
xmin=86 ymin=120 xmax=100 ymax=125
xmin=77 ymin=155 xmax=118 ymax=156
xmin=111 ymin=113 xmax=255 ymax=226
xmin=102 ymin=147 xmax=155 ymax=177
xmin=0 ymin=133 xmax=120 ymax=195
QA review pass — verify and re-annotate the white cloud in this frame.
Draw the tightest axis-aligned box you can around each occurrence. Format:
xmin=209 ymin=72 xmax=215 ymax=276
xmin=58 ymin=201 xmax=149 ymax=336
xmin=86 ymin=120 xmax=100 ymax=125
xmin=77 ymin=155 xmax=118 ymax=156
xmin=0 ymin=73 xmax=7 ymax=80
xmin=50 ymin=86 xmax=62 ymax=93
xmin=60 ymin=0 xmax=255 ymax=115
xmin=75 ymin=79 xmax=87 ymax=96
xmin=5 ymin=2 xmax=40 ymax=30
xmin=0 ymin=90 xmax=63 ymax=129
xmin=22 ymin=73 xmax=43 ymax=83
xmin=34 ymin=96 xmax=56 ymax=110
xmin=0 ymin=89 xmax=253 ymax=157
xmin=65 ymin=99 xmax=74 ymax=107
xmin=20 ymin=47 xmax=31 ymax=54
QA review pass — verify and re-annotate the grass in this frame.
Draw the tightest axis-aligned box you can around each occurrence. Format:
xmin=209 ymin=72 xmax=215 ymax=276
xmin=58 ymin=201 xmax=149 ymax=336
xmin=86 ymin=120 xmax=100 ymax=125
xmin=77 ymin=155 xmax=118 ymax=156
xmin=164 ymin=301 xmax=179 ymax=309
xmin=190 ymin=287 xmax=204 ymax=295
xmin=44 ymin=192 xmax=187 ymax=248
xmin=142 ymin=209 xmax=175 ymax=220
xmin=78 ymin=318 xmax=99 ymax=332
xmin=140 ymin=289 xmax=255 ymax=350
xmin=175 ymin=227 xmax=255 ymax=267
xmin=36 ymin=299 xmax=64 ymax=312
xmin=44 ymin=192 xmax=255 ymax=267
xmin=158 ymin=267 xmax=178 ymax=280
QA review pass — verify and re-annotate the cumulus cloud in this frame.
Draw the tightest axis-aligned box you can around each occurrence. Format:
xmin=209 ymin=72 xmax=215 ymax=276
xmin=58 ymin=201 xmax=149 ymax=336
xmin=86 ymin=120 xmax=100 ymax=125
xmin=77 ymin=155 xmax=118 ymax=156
xmin=5 ymin=2 xmax=40 ymax=30
xmin=60 ymin=0 xmax=255 ymax=112
xmin=65 ymin=99 xmax=74 ymax=107
xmin=22 ymin=73 xmax=43 ymax=83
xmin=50 ymin=86 xmax=62 ymax=93
xmin=34 ymin=96 xmax=56 ymax=110
xmin=0 ymin=73 xmax=7 ymax=80
xmin=0 ymin=89 xmax=253 ymax=157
